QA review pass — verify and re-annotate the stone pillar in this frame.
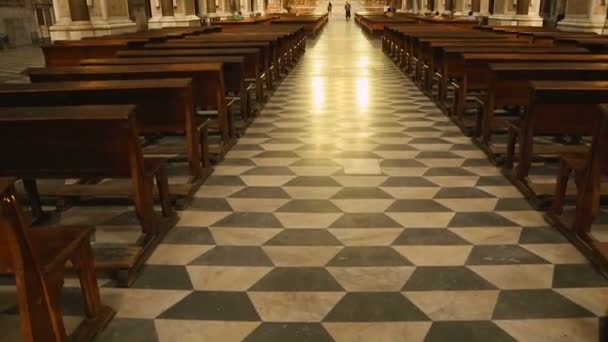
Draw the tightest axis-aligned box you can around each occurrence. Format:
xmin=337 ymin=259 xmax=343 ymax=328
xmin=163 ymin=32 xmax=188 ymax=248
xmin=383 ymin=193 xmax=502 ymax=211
xmin=206 ymin=0 xmax=218 ymax=16
xmin=558 ymin=0 xmax=606 ymax=33
xmin=49 ymin=0 xmax=93 ymax=40
xmin=488 ymin=0 xmax=516 ymax=25
xmin=434 ymin=0 xmax=445 ymax=14
xmin=443 ymin=0 xmax=453 ymax=14
xmin=421 ymin=0 xmax=431 ymax=13
xmin=514 ymin=0 xmax=542 ymax=26
xmin=50 ymin=0 xmax=136 ymax=40
xmin=149 ymin=0 xmax=201 ymax=28
xmin=489 ymin=0 xmax=541 ymax=26
xmin=239 ymin=0 xmax=251 ymax=15
xmin=413 ymin=0 xmax=420 ymax=13
xmin=220 ymin=0 xmax=230 ymax=14
xmin=89 ymin=0 xmax=138 ymax=35
xmin=196 ymin=0 xmax=208 ymax=17
xmin=404 ymin=0 xmax=412 ymax=12
xmin=453 ymin=0 xmax=469 ymax=15
xmin=477 ymin=0 xmax=490 ymax=16
xmin=256 ymin=0 xmax=265 ymax=14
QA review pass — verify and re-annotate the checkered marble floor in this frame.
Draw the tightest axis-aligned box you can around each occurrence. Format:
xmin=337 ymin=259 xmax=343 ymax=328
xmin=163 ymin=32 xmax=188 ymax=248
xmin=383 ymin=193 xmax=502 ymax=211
xmin=0 ymin=45 xmax=44 ymax=83
xmin=2 ymin=19 xmax=608 ymax=342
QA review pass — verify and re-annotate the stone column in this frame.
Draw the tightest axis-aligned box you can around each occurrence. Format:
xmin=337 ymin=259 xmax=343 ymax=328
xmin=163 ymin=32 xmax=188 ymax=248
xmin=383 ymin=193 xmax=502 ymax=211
xmin=434 ymin=0 xmax=445 ymax=14
xmin=256 ymin=0 xmax=265 ymax=14
xmin=488 ymin=0 xmax=516 ymax=25
xmin=477 ymin=0 xmax=490 ymax=15
xmin=50 ymin=0 xmax=75 ymax=39
xmin=206 ymin=0 xmax=218 ymax=16
xmin=404 ymin=0 xmax=413 ymax=12
xmin=50 ymin=0 xmax=94 ymax=40
xmin=88 ymin=0 xmax=138 ymax=36
xmin=513 ymin=0 xmax=542 ymax=26
xmin=50 ymin=0 xmax=136 ymax=40
xmin=443 ymin=0 xmax=453 ymax=14
xmin=149 ymin=0 xmax=200 ymax=28
xmin=421 ymin=0 xmax=432 ymax=13
xmin=453 ymin=0 xmax=469 ymax=15
xmin=489 ymin=0 xmax=542 ymax=26
xmin=558 ymin=0 xmax=606 ymax=33
xmin=239 ymin=0 xmax=252 ymax=15
xmin=196 ymin=0 xmax=207 ymax=17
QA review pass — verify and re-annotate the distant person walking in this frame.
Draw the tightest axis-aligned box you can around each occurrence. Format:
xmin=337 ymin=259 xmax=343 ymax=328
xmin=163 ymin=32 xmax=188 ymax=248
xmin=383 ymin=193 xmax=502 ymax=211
xmin=327 ymin=1 xmax=332 ymax=16
xmin=345 ymin=1 xmax=351 ymax=20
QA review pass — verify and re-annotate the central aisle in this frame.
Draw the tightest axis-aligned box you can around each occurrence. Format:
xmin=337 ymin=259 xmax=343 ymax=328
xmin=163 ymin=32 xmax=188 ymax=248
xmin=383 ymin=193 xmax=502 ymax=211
xmin=97 ymin=17 xmax=604 ymax=342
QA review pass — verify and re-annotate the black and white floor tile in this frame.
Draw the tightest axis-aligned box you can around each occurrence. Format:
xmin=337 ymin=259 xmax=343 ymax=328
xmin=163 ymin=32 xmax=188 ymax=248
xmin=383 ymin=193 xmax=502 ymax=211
xmin=1 ymin=15 xmax=607 ymax=342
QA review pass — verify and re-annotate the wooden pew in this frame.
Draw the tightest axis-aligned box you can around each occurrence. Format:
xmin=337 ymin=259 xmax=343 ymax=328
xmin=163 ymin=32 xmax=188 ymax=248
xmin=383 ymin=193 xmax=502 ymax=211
xmin=423 ymin=44 xmax=585 ymax=97
xmin=271 ymin=15 xmax=329 ymax=36
xmin=0 ymin=79 xmax=211 ymax=202
xmin=41 ymin=27 xmax=219 ymax=67
xmin=116 ymin=48 xmax=265 ymax=106
xmin=1 ymin=177 xmax=115 ymax=342
xmin=518 ymin=31 xmax=599 ymax=45
xmin=444 ymin=53 xmax=608 ymax=137
xmin=185 ymin=29 xmax=306 ymax=65
xmin=84 ymin=27 xmax=217 ymax=41
xmin=24 ymin=63 xmax=235 ymax=159
xmin=478 ymin=63 xmax=608 ymax=163
xmin=553 ymin=37 xmax=608 ymax=53
xmin=183 ymin=33 xmax=298 ymax=78
xmin=412 ymin=15 xmax=481 ymax=28
xmin=403 ymin=31 xmax=510 ymax=74
xmin=144 ymin=41 xmax=275 ymax=90
xmin=0 ymin=105 xmax=176 ymax=286
xmin=42 ymin=39 xmax=149 ymax=67
xmin=354 ymin=14 xmax=416 ymax=36
xmin=214 ymin=15 xmax=277 ymax=29
xmin=545 ymin=103 xmax=608 ymax=275
xmin=79 ymin=56 xmax=253 ymax=123
xmin=504 ymin=81 xmax=608 ymax=208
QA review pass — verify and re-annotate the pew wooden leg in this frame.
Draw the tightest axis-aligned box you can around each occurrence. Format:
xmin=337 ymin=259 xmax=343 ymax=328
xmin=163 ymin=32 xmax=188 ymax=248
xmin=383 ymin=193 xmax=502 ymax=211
xmin=198 ymin=121 xmax=210 ymax=169
xmin=504 ymin=126 xmax=517 ymax=170
xmin=132 ymin=175 xmax=157 ymax=236
xmin=256 ymin=79 xmax=264 ymax=104
xmin=451 ymin=84 xmax=461 ymax=117
xmin=14 ymin=258 xmax=66 ymax=342
xmin=573 ymin=171 xmax=600 ymax=235
xmin=73 ymin=244 xmax=103 ymax=318
xmin=22 ymin=178 xmax=44 ymax=221
xmin=515 ymin=121 xmax=534 ymax=181
xmin=241 ymin=87 xmax=249 ymax=121
xmin=155 ymin=166 xmax=174 ymax=218
xmin=551 ymin=159 xmax=573 ymax=216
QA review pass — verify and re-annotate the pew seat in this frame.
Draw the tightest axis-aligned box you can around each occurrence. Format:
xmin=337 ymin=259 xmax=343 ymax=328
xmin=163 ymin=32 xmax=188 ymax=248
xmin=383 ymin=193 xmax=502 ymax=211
xmin=544 ymin=104 xmax=608 ymax=276
xmin=0 ymin=105 xmax=177 ymax=286
xmin=0 ymin=177 xmax=115 ymax=341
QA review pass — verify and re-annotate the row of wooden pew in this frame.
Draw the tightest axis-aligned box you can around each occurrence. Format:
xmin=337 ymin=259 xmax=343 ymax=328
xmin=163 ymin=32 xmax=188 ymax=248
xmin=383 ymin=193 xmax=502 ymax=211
xmin=210 ymin=14 xmax=328 ymax=37
xmin=383 ymin=22 xmax=608 ymax=276
xmin=0 ymin=18 xmax=323 ymax=341
xmin=355 ymin=12 xmax=480 ymax=36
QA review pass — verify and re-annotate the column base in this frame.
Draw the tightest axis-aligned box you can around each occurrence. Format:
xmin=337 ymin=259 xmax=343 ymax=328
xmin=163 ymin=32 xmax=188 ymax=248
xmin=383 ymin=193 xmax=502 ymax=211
xmin=50 ymin=21 xmax=96 ymax=41
xmin=90 ymin=19 xmax=137 ymax=37
xmin=488 ymin=13 xmax=541 ymax=27
xmin=558 ymin=17 xmax=606 ymax=34
xmin=513 ymin=14 xmax=543 ymax=27
xmin=148 ymin=15 xmax=201 ymax=29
